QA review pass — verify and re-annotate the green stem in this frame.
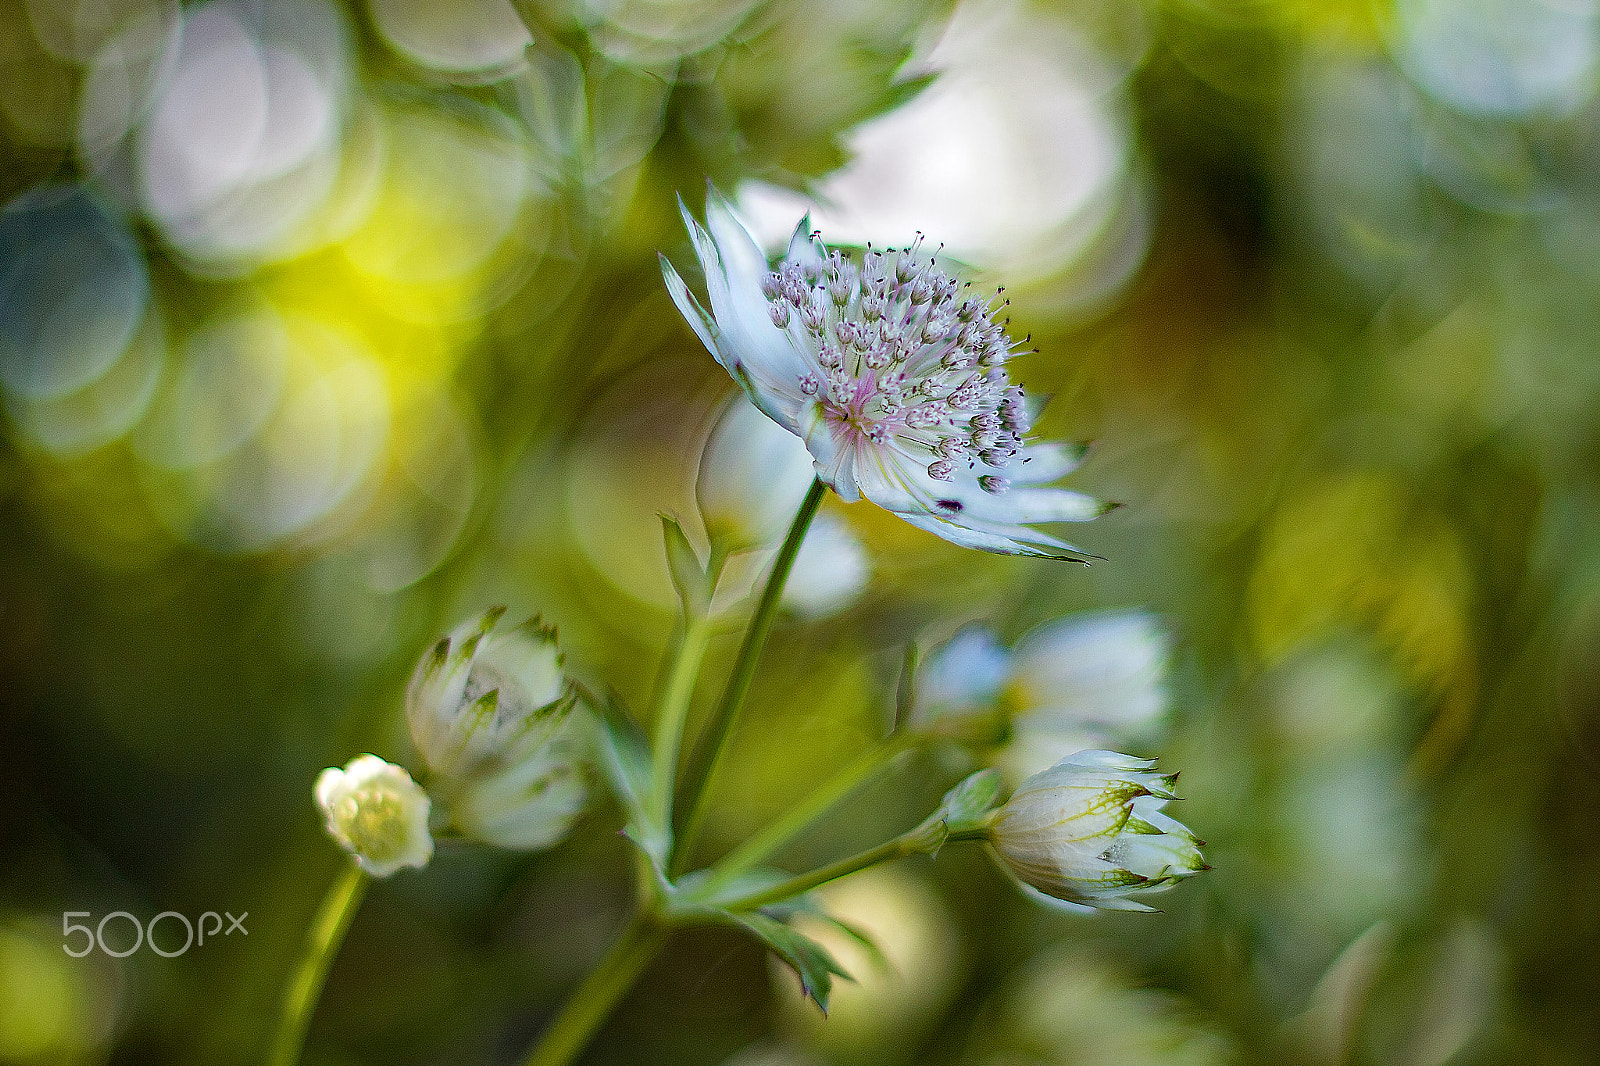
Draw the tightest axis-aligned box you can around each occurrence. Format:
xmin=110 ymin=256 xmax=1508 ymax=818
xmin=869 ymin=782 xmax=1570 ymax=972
xmin=699 ymin=735 xmax=918 ymax=894
xmin=672 ymin=478 xmax=826 ymax=875
xmin=721 ymin=836 xmax=912 ymax=913
xmin=649 ymin=611 xmax=715 ymax=828
xmin=268 ymin=861 xmax=368 ymax=1066
xmin=518 ymin=918 xmax=668 ymax=1066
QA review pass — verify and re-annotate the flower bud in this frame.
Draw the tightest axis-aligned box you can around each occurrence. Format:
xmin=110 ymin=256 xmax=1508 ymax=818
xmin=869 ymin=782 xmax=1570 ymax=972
xmin=696 ymin=397 xmax=816 ymax=549
xmin=315 ymin=755 xmax=433 ymax=877
xmin=406 ymin=608 xmax=590 ymax=850
xmin=987 ymin=750 xmax=1203 ymax=912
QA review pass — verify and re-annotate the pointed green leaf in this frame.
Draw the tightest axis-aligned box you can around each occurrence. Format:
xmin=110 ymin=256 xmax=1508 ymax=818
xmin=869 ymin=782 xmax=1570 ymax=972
xmin=587 ymin=689 xmax=670 ymax=870
xmin=729 ymin=911 xmax=851 ymax=1014
xmin=660 ymin=514 xmax=710 ymax=616
xmin=937 ymin=769 xmax=1003 ymax=833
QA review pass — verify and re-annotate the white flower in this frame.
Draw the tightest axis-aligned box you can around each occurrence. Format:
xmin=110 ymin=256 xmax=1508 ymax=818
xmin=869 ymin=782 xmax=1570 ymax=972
xmin=1002 ymin=611 xmax=1170 ymax=780
xmin=661 ymin=189 xmax=1112 ymax=559
xmin=987 ymin=750 xmax=1203 ymax=912
xmin=406 ymin=607 xmax=590 ymax=850
xmin=781 ymin=512 xmax=870 ymax=618
xmin=697 ymin=395 xmax=819 ymax=549
xmin=912 ymin=624 xmax=1010 ymax=727
xmin=315 ymin=755 xmax=434 ymax=877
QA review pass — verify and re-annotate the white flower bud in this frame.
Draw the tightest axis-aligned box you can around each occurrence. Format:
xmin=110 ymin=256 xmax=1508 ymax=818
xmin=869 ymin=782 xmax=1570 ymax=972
xmin=315 ymin=755 xmax=433 ymax=877
xmin=988 ymin=750 xmax=1203 ymax=912
xmin=696 ymin=397 xmax=817 ymax=549
xmin=1002 ymin=612 xmax=1170 ymax=781
xmin=406 ymin=608 xmax=590 ymax=851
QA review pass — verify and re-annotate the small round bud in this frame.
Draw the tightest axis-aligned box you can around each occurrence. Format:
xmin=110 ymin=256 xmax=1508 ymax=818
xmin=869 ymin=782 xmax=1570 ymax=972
xmin=316 ymin=755 xmax=433 ymax=877
xmin=928 ymin=459 xmax=955 ymax=480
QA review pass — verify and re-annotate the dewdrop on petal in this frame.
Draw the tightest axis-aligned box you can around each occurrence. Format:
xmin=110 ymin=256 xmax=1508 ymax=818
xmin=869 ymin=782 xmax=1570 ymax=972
xmin=406 ymin=607 xmax=591 ymax=850
xmin=315 ymin=755 xmax=434 ymax=877
xmin=987 ymin=750 xmax=1204 ymax=912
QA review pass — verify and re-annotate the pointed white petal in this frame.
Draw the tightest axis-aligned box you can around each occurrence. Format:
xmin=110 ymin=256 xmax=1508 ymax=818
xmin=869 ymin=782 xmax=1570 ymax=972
xmin=1009 ymin=441 xmax=1089 ymax=484
xmin=784 ymin=212 xmax=823 ymax=269
xmin=660 ymin=254 xmax=721 ymax=357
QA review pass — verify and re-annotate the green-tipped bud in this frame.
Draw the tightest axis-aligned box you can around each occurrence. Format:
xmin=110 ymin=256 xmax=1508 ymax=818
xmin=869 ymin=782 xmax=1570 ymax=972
xmin=315 ymin=755 xmax=433 ymax=877
xmin=406 ymin=608 xmax=589 ymax=850
xmin=987 ymin=750 xmax=1203 ymax=912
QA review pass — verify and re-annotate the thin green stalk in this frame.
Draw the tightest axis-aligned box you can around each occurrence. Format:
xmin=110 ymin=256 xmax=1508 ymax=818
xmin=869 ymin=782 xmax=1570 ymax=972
xmin=649 ymin=611 xmax=715 ymax=827
xmin=720 ymin=836 xmax=912 ymax=913
xmin=699 ymin=735 xmax=918 ymax=894
xmin=268 ymin=861 xmax=368 ymax=1066
xmin=518 ymin=918 xmax=668 ymax=1066
xmin=672 ymin=478 xmax=826 ymax=874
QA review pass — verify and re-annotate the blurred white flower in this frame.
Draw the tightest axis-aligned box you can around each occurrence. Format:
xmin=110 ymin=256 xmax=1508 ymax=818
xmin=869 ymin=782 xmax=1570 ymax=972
xmin=697 ymin=395 xmax=818 ymax=550
xmin=735 ymin=0 xmax=1147 ymax=310
xmin=912 ymin=624 xmax=1010 ymax=727
xmin=988 ymin=750 xmax=1203 ymax=912
xmin=662 ymin=190 xmax=1109 ymax=559
xmin=406 ymin=606 xmax=590 ymax=850
xmin=781 ymin=512 xmax=870 ymax=618
xmin=315 ymin=754 xmax=433 ymax=877
xmin=1002 ymin=610 xmax=1169 ymax=780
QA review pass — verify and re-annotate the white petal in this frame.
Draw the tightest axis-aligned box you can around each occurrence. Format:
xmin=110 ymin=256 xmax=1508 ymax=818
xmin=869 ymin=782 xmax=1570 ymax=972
xmin=660 ymin=254 xmax=721 ymax=357
xmin=893 ymin=509 xmax=1090 ymax=559
xmin=800 ymin=402 xmax=864 ymax=501
xmin=1009 ymin=441 xmax=1089 ymax=484
xmin=699 ymin=190 xmax=812 ymax=403
xmin=784 ymin=212 xmax=823 ymax=269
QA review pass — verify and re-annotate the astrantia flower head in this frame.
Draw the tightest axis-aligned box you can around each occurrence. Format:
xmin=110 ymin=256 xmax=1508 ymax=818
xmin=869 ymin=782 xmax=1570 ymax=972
xmin=987 ymin=750 xmax=1203 ymax=912
xmin=662 ymin=189 xmax=1113 ymax=559
xmin=407 ymin=607 xmax=590 ymax=850
xmin=315 ymin=755 xmax=434 ymax=877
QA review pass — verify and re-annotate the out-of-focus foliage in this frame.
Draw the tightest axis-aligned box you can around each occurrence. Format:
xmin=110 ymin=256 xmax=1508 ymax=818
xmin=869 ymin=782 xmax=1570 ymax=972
xmin=2 ymin=0 xmax=1599 ymax=1063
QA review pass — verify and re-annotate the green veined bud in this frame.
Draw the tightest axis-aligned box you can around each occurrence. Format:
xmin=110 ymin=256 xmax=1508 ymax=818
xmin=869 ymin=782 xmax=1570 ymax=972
xmin=987 ymin=750 xmax=1203 ymax=912
xmin=315 ymin=755 xmax=433 ymax=877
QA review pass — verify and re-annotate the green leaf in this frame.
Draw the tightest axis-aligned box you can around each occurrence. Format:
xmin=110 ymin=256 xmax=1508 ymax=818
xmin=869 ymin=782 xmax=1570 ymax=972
xmin=904 ymin=769 xmax=1004 ymax=854
xmin=660 ymin=514 xmax=710 ymax=616
xmin=727 ymin=911 xmax=851 ymax=1014
xmin=587 ymin=690 xmax=670 ymax=870
xmin=937 ymin=769 xmax=1003 ymax=833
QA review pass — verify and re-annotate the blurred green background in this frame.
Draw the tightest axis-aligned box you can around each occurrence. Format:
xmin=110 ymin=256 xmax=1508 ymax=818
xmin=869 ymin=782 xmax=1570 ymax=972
xmin=3 ymin=0 xmax=1599 ymax=1063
